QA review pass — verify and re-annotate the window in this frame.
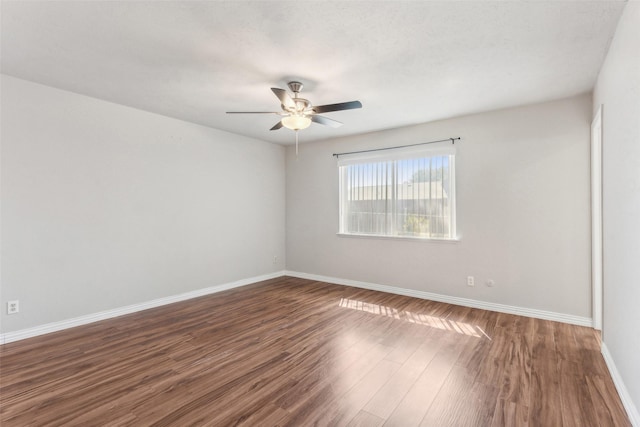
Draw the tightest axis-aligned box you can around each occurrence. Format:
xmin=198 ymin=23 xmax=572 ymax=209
xmin=338 ymin=145 xmax=456 ymax=240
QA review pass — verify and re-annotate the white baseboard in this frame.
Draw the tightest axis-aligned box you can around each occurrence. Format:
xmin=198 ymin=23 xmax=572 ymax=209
xmin=602 ymin=343 xmax=640 ymax=427
xmin=284 ymin=270 xmax=592 ymax=327
xmin=0 ymin=271 xmax=285 ymax=345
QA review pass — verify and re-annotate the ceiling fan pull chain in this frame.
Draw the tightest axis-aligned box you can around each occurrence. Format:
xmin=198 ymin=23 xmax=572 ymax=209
xmin=295 ymin=130 xmax=299 ymax=159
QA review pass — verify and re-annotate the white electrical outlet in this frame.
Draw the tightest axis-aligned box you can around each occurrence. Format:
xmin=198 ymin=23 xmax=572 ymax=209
xmin=467 ymin=276 xmax=475 ymax=287
xmin=273 ymin=255 xmax=278 ymax=264
xmin=7 ymin=300 xmax=19 ymax=314
xmin=486 ymin=279 xmax=495 ymax=287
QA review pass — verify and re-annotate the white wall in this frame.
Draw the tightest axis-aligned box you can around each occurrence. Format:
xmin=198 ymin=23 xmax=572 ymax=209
xmin=286 ymin=94 xmax=592 ymax=318
xmin=593 ymin=1 xmax=640 ymax=422
xmin=0 ymin=75 xmax=286 ymax=333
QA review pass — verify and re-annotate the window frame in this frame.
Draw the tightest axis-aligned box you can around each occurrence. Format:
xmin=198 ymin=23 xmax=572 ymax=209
xmin=337 ymin=144 xmax=457 ymax=241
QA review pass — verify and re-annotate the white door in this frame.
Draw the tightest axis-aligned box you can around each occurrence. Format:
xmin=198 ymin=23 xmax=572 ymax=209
xmin=591 ymin=106 xmax=603 ymax=331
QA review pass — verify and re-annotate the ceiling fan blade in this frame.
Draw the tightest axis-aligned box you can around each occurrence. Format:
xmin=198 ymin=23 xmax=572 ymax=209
xmin=270 ymin=121 xmax=283 ymax=131
xmin=311 ymin=115 xmax=343 ymax=128
xmin=226 ymin=111 xmax=280 ymax=114
xmin=271 ymin=88 xmax=296 ymax=110
xmin=312 ymin=100 xmax=362 ymax=114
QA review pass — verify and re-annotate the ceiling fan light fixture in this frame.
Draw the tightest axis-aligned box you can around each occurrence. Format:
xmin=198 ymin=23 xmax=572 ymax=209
xmin=281 ymin=114 xmax=311 ymax=130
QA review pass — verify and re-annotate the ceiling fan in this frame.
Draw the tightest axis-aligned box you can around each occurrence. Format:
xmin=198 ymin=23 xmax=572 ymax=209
xmin=226 ymin=81 xmax=362 ymax=132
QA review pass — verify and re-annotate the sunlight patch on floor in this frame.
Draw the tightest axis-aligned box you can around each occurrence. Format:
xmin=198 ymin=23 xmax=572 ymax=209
xmin=339 ymin=298 xmax=484 ymax=338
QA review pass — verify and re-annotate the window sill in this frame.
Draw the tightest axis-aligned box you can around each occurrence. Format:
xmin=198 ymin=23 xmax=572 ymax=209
xmin=336 ymin=233 xmax=460 ymax=243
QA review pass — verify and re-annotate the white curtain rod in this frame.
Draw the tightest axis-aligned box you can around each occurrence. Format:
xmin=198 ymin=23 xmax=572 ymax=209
xmin=332 ymin=137 xmax=461 ymax=158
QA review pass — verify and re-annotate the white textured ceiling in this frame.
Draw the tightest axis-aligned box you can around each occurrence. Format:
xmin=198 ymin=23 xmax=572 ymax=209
xmin=1 ymin=1 xmax=626 ymax=145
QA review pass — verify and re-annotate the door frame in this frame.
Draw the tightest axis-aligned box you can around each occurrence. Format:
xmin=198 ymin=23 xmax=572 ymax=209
xmin=591 ymin=105 xmax=603 ymax=331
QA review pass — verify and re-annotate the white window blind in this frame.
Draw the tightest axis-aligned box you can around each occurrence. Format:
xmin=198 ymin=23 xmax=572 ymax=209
xmin=338 ymin=145 xmax=456 ymax=240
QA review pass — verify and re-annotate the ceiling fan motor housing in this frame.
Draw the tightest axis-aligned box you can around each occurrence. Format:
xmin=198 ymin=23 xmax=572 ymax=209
xmin=293 ymin=98 xmax=310 ymax=113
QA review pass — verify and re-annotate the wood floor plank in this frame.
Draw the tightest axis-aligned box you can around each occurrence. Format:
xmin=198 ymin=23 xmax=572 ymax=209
xmin=586 ymin=374 xmax=632 ymax=427
xmin=384 ymin=333 xmax=463 ymax=427
xmin=363 ymin=329 xmax=447 ymax=419
xmin=0 ymin=277 xmax=632 ymax=426
xmin=497 ymin=322 xmax=532 ymax=405
xmin=321 ymin=358 xmax=401 ymax=426
xmin=420 ymin=366 xmax=500 ymax=427
xmin=558 ymin=359 xmax=600 ymax=427
xmin=490 ymin=399 xmax=529 ymax=427
xmin=529 ymin=319 xmax=564 ymax=426
xmin=274 ymin=340 xmax=393 ymax=414
xmin=346 ymin=410 xmax=385 ymax=427
xmin=232 ymin=403 xmax=291 ymax=427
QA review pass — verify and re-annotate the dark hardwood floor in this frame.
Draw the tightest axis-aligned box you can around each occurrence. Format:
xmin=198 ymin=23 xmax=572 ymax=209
xmin=0 ymin=276 xmax=631 ymax=426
